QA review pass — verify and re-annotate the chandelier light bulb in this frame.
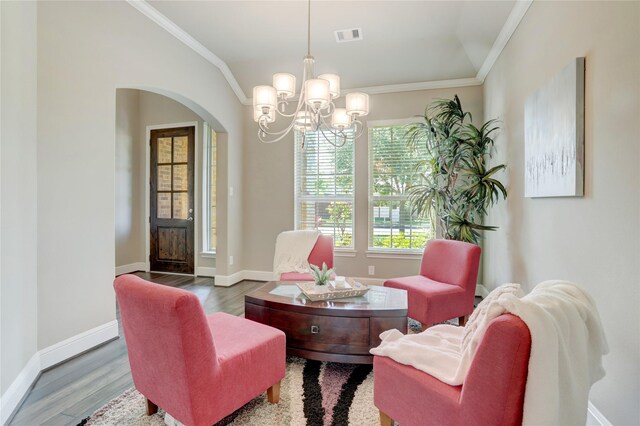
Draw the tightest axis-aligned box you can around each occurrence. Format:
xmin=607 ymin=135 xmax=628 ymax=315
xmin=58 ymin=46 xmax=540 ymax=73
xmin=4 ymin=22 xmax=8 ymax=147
xmin=254 ymin=107 xmax=275 ymax=123
xmin=318 ymin=74 xmax=340 ymax=99
xmin=346 ymin=92 xmax=370 ymax=117
xmin=331 ymin=108 xmax=350 ymax=129
xmin=253 ymin=85 xmax=277 ymax=112
xmin=273 ymin=73 xmax=296 ymax=99
xmin=304 ymin=79 xmax=331 ymax=110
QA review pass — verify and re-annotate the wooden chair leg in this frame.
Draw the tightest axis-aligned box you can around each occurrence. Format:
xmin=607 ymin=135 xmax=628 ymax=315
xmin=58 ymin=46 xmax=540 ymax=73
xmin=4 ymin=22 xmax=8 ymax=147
xmin=267 ymin=381 xmax=281 ymax=404
xmin=421 ymin=322 xmax=428 ymax=331
xmin=459 ymin=315 xmax=468 ymax=326
xmin=379 ymin=410 xmax=393 ymax=426
xmin=146 ymin=398 xmax=158 ymax=415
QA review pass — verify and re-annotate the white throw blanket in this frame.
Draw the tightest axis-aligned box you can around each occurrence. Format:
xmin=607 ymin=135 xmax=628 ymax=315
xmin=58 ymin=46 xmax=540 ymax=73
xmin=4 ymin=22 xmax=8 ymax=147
xmin=370 ymin=280 xmax=609 ymax=426
xmin=370 ymin=283 xmax=524 ymax=385
xmin=272 ymin=230 xmax=319 ymax=279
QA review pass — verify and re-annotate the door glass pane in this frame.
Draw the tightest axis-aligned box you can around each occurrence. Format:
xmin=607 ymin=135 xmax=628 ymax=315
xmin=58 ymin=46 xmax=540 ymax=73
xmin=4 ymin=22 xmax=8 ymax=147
xmin=158 ymin=138 xmax=172 ymax=163
xmin=173 ymin=165 xmax=187 ymax=190
xmin=173 ymin=136 xmax=188 ymax=162
xmin=157 ymin=193 xmax=171 ymax=218
xmin=158 ymin=165 xmax=172 ymax=190
xmin=173 ymin=193 xmax=188 ymax=219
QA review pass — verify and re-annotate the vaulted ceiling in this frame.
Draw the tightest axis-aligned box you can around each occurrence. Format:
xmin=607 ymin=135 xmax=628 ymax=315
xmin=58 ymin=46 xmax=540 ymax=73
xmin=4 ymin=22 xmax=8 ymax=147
xmin=143 ymin=1 xmax=525 ymax=101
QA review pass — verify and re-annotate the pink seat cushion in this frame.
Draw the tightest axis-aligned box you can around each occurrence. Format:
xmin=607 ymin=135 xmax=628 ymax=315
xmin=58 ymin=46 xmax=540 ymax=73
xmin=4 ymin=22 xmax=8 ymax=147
xmin=384 ymin=275 xmax=467 ymax=325
xmin=280 ymin=272 xmax=314 ymax=281
xmin=374 ymin=356 xmax=462 ymax=426
xmin=205 ymin=313 xmax=286 ymax=419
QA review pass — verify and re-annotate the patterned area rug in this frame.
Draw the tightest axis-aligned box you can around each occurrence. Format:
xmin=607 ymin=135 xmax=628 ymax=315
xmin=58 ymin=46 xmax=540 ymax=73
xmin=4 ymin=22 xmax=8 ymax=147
xmin=77 ymin=356 xmax=377 ymax=426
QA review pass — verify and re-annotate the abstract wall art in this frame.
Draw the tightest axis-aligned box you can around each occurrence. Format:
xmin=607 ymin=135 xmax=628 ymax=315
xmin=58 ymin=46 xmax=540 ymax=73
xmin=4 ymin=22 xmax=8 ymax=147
xmin=524 ymin=57 xmax=585 ymax=198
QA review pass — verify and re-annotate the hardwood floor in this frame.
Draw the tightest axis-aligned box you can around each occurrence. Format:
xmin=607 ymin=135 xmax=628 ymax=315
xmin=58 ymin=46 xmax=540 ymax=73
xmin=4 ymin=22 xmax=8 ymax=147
xmin=8 ymin=272 xmax=266 ymax=426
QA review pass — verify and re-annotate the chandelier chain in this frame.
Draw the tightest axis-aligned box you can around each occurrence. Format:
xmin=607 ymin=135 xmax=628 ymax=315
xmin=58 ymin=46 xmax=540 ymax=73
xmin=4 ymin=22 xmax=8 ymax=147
xmin=307 ymin=0 xmax=311 ymax=57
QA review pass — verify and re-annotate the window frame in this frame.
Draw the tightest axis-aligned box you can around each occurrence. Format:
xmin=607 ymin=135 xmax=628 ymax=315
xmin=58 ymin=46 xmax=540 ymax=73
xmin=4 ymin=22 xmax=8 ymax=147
xmin=367 ymin=118 xmax=431 ymax=255
xmin=201 ymin=122 xmax=216 ymax=257
xmin=294 ymin=129 xmax=356 ymax=251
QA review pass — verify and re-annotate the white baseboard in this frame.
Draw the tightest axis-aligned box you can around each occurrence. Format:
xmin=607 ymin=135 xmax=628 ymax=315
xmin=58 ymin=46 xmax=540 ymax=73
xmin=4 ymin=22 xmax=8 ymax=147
xmin=243 ymin=270 xmax=275 ymax=281
xmin=195 ymin=266 xmax=216 ymax=277
xmin=351 ymin=276 xmax=385 ymax=286
xmin=0 ymin=320 xmax=119 ymax=425
xmin=214 ymin=270 xmax=245 ymax=287
xmin=0 ymin=353 xmax=40 ymax=425
xmin=476 ymin=284 xmax=489 ymax=298
xmin=587 ymin=401 xmax=612 ymax=426
xmin=115 ymin=262 xmax=147 ymax=276
xmin=214 ymin=270 xmax=388 ymax=286
xmin=40 ymin=320 xmax=119 ymax=370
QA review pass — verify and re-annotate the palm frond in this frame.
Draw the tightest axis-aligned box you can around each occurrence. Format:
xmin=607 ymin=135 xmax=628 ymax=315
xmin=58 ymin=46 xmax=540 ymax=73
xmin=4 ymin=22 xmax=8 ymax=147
xmin=403 ymin=95 xmax=507 ymax=242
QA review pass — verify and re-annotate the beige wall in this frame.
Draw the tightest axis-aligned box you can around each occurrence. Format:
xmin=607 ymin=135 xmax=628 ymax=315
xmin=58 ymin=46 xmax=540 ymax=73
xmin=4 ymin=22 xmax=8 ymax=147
xmin=0 ymin=0 xmax=39 ymax=395
xmin=482 ymin=2 xmax=640 ymax=424
xmin=115 ymin=89 xmax=142 ymax=267
xmin=37 ymin=1 xmax=243 ymax=349
xmin=242 ymin=86 xmax=483 ymax=278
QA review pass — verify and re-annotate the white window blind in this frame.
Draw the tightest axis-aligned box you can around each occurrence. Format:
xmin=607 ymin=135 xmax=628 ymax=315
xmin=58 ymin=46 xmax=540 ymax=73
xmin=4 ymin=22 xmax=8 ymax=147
xmin=295 ymin=130 xmax=354 ymax=248
xmin=369 ymin=124 xmax=432 ymax=251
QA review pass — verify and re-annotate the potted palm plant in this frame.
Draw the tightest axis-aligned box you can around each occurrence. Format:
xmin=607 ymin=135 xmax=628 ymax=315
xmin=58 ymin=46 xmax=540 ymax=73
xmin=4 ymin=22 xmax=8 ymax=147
xmin=406 ymin=95 xmax=507 ymax=244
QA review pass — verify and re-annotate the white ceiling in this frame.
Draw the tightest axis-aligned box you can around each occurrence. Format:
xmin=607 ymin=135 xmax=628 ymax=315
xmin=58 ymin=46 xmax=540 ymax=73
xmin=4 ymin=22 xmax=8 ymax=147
xmin=146 ymin=1 xmax=518 ymax=98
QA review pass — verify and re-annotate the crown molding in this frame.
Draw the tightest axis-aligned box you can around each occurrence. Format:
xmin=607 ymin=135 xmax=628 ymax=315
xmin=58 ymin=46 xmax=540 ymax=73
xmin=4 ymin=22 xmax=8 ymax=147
xmin=476 ymin=0 xmax=533 ymax=82
xmin=128 ymin=0 xmax=532 ymax=107
xmin=126 ymin=0 xmax=247 ymax=104
xmin=345 ymin=77 xmax=483 ymax=95
xmin=242 ymin=77 xmax=483 ymax=106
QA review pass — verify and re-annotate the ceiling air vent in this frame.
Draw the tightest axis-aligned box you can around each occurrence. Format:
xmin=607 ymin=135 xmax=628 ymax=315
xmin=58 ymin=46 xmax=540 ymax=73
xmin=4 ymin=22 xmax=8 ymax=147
xmin=334 ymin=28 xmax=362 ymax=43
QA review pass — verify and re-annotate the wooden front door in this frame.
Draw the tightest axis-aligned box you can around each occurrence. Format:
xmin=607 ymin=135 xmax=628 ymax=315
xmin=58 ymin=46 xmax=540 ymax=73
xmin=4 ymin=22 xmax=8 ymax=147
xmin=150 ymin=126 xmax=195 ymax=274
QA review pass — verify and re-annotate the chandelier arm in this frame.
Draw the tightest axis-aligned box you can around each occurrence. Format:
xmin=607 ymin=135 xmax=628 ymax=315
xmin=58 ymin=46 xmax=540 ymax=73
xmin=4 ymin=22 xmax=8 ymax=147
xmin=319 ymin=102 xmax=335 ymax=119
xmin=318 ymin=127 xmax=348 ymax=148
xmin=276 ymin=87 xmax=308 ymax=118
xmin=318 ymin=122 xmax=350 ymax=139
xmin=276 ymin=107 xmax=300 ymax=119
xmin=312 ymin=116 xmax=351 ymax=147
xmin=352 ymin=118 xmax=366 ymax=138
xmin=258 ymin=118 xmax=299 ymax=143
xmin=258 ymin=118 xmax=298 ymax=138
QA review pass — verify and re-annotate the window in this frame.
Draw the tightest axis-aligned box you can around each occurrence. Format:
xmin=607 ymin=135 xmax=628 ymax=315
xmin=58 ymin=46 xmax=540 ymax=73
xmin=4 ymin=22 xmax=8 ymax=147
xmin=295 ymin=130 xmax=354 ymax=248
xmin=369 ymin=123 xmax=432 ymax=251
xmin=203 ymin=122 xmax=216 ymax=253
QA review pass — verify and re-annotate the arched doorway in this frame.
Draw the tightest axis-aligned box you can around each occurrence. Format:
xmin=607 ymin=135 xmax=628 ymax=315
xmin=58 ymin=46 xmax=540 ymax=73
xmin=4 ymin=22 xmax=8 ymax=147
xmin=115 ymin=88 xmax=225 ymax=277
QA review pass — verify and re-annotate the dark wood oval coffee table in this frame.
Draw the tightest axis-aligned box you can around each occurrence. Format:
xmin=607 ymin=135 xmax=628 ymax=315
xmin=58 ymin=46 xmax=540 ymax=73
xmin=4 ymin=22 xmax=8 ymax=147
xmin=244 ymin=281 xmax=408 ymax=364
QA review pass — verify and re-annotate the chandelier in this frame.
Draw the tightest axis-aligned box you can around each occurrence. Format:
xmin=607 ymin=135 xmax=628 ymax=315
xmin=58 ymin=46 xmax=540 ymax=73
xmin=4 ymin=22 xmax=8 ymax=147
xmin=252 ymin=0 xmax=370 ymax=147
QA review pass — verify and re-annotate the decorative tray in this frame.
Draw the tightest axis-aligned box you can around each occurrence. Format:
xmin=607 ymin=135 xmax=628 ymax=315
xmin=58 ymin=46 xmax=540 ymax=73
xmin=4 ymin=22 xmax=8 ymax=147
xmin=296 ymin=280 xmax=370 ymax=301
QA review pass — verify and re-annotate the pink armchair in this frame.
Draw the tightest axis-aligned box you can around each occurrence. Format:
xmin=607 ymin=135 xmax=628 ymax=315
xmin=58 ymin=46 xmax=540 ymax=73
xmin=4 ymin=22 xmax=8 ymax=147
xmin=374 ymin=314 xmax=531 ymax=426
xmin=114 ymin=274 xmax=286 ymax=426
xmin=280 ymin=234 xmax=334 ymax=281
xmin=384 ymin=239 xmax=481 ymax=329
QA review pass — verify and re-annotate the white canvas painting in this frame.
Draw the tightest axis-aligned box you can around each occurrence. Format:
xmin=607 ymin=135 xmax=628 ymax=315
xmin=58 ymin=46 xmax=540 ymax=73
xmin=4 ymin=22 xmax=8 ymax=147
xmin=524 ymin=57 xmax=585 ymax=198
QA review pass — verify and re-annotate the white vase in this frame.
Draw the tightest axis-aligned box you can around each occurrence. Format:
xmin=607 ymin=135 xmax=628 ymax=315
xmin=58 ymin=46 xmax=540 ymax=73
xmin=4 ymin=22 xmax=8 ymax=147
xmin=313 ymin=283 xmax=328 ymax=293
